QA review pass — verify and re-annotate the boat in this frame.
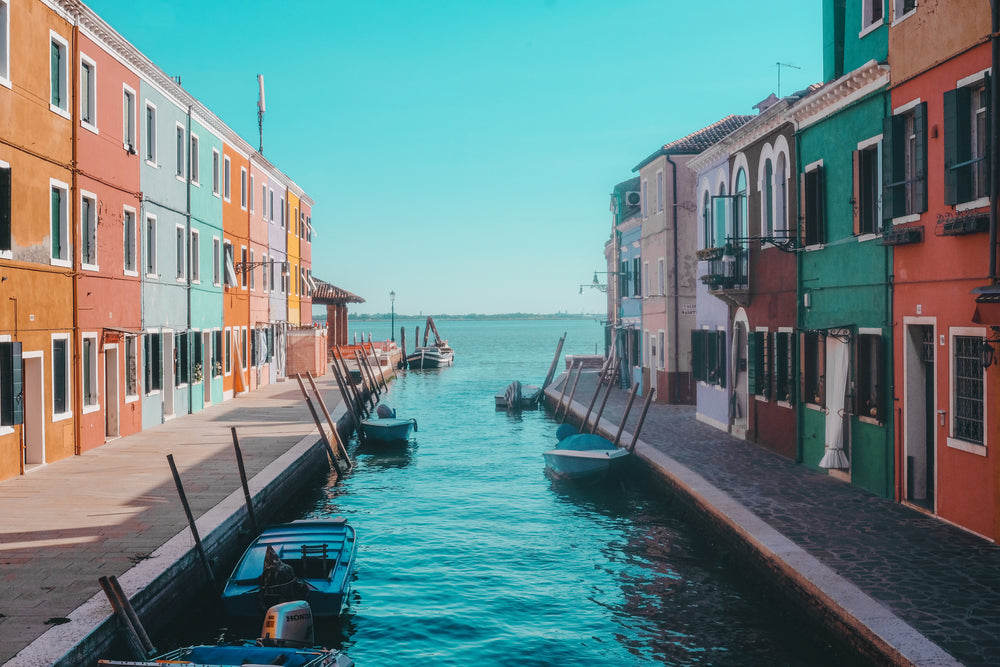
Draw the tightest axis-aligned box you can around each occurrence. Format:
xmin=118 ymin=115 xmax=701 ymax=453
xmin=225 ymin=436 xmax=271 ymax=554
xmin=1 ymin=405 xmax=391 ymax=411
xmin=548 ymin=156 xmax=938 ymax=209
xmin=98 ymin=600 xmax=354 ymax=667
xmin=361 ymin=405 xmax=418 ymax=443
xmin=542 ymin=433 xmax=630 ymax=480
xmin=494 ymin=380 xmax=541 ymax=410
xmin=222 ymin=519 xmax=357 ymax=619
xmin=406 ymin=344 xmax=454 ymax=369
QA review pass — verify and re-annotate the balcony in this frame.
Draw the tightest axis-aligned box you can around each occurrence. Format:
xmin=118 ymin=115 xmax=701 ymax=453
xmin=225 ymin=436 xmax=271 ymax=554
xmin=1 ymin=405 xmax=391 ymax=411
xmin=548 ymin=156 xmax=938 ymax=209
xmin=699 ymin=244 xmax=749 ymax=307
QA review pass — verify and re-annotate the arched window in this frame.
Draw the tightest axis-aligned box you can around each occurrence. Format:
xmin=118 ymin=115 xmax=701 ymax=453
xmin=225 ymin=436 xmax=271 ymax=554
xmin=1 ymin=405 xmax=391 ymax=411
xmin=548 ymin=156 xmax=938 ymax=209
xmin=735 ymin=168 xmax=748 ymax=240
xmin=702 ymin=190 xmax=711 ymax=249
xmin=763 ymin=158 xmax=774 ymax=236
xmin=775 ymin=151 xmax=788 ymax=234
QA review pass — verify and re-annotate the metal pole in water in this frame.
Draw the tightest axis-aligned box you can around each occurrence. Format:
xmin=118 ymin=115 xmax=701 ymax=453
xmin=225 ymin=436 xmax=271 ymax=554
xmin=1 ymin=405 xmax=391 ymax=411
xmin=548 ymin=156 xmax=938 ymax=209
xmin=229 ymin=427 xmax=258 ymax=535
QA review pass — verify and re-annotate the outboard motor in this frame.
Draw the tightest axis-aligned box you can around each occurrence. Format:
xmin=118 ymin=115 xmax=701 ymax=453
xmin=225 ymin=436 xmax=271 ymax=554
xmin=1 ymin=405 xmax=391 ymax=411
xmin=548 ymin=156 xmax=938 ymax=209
xmin=259 ymin=601 xmax=315 ymax=648
xmin=375 ymin=403 xmax=396 ymax=419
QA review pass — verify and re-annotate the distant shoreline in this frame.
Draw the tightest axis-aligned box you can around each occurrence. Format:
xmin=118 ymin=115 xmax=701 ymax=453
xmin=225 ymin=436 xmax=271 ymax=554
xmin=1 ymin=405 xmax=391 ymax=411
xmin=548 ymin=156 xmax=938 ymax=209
xmin=322 ymin=313 xmax=603 ymax=323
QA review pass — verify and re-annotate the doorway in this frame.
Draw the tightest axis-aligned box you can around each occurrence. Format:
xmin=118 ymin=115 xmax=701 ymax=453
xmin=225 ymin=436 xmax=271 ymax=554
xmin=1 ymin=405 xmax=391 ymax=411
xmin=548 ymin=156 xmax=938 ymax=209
xmin=22 ymin=354 xmax=44 ymax=467
xmin=203 ymin=331 xmax=212 ymax=405
xmin=731 ymin=314 xmax=749 ymax=437
xmin=904 ymin=323 xmax=935 ymax=511
xmin=163 ymin=331 xmax=175 ymax=418
xmin=105 ymin=345 xmax=119 ymax=438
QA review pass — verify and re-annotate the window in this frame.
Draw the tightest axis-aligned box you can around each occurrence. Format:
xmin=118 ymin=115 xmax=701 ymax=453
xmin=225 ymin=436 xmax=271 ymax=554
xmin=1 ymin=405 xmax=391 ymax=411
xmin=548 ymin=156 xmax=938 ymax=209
xmin=190 ymin=229 xmax=200 ymax=282
xmin=0 ymin=0 xmax=9 ymax=87
xmin=763 ymin=158 xmax=774 ymax=235
xmin=774 ymin=331 xmax=795 ymax=403
xmin=241 ymin=168 xmax=247 ymax=209
xmin=123 ymin=86 xmax=136 ymax=152
xmin=862 ymin=0 xmax=884 ymax=31
xmin=643 ymin=262 xmax=649 ymax=298
xmin=701 ymin=191 xmax=712 ymax=250
xmin=658 ymin=331 xmax=665 ymax=370
xmin=658 ymin=258 xmax=665 ymax=295
xmin=212 ymin=149 xmax=220 ymax=195
xmin=263 ymin=185 xmax=269 ymax=221
xmin=802 ymin=331 xmax=826 ymax=407
xmin=801 ymin=162 xmax=825 ymax=246
xmin=632 ymin=257 xmax=640 ymax=297
xmin=50 ymin=32 xmax=68 ymax=115
xmin=656 ymin=171 xmax=664 ymax=212
xmin=944 ymin=76 xmax=990 ymax=206
xmin=249 ymin=175 xmax=255 ymax=213
xmin=175 ymin=224 xmax=186 ymax=281
xmin=144 ymin=332 xmax=162 ymax=393
xmin=710 ymin=193 xmax=736 ymax=249
xmin=1 ymin=163 xmax=10 ymax=254
xmin=82 ymin=335 xmax=98 ymax=409
xmin=241 ymin=327 xmax=248 ymax=371
xmin=50 ymin=181 xmax=69 ymax=265
xmin=189 ymin=133 xmax=199 ymax=184
xmin=306 ymin=216 xmax=312 ymax=242
xmin=856 ymin=331 xmax=883 ymax=421
xmin=883 ymin=102 xmax=927 ymax=220
xmin=212 ymin=237 xmax=221 ymax=286
xmin=893 ymin=0 xmax=917 ymax=20
xmin=225 ymin=328 xmax=232 ymax=375
xmin=0 ymin=339 xmax=23 ymax=427
xmin=952 ymin=334 xmax=985 ymax=446
xmin=262 ymin=254 xmax=268 ymax=290
xmin=854 ymin=139 xmax=882 ymax=235
xmin=52 ymin=335 xmax=70 ymax=417
xmin=175 ymin=124 xmax=185 ymax=178
xmin=240 ymin=246 xmax=247 ymax=288
xmin=640 ymin=179 xmax=648 ymax=217
xmin=748 ymin=330 xmax=771 ymax=398
xmin=80 ymin=56 xmax=96 ymax=130
xmin=280 ymin=196 xmax=285 ymax=228
xmin=125 ymin=335 xmax=138 ymax=398
xmin=270 ymin=258 xmax=276 ymax=292
xmin=145 ymin=214 xmax=157 ymax=277
xmin=145 ymin=102 xmax=157 ymax=163
xmin=775 ymin=151 xmax=789 ymax=234
xmin=224 ymin=156 xmax=231 ymax=201
xmin=269 ymin=189 xmax=275 ymax=222
xmin=223 ymin=241 xmax=236 ymax=287
xmin=175 ymin=332 xmax=188 ymax=387
xmin=81 ymin=192 xmax=97 ymax=267
xmin=691 ymin=329 xmax=726 ymax=387
xmin=212 ymin=330 xmax=223 ymax=377
xmin=249 ymin=249 xmax=255 ymax=291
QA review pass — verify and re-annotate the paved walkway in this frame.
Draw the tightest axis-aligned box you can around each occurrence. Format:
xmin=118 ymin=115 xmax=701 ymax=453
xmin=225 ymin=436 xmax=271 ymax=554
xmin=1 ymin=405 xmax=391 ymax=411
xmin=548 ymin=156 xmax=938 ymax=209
xmin=0 ymin=372 xmax=350 ymax=665
xmin=554 ymin=371 xmax=1000 ymax=667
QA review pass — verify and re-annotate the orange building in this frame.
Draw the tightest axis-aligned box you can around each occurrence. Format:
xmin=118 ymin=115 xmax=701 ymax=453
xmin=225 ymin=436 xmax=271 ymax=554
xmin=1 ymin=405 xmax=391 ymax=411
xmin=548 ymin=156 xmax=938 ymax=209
xmin=222 ymin=141 xmax=250 ymax=398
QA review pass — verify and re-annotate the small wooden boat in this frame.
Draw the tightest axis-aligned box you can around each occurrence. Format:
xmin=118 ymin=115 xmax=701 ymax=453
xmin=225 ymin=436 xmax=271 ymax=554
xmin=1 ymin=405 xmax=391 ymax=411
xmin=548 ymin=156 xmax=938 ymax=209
xmin=494 ymin=380 xmax=542 ymax=410
xmin=99 ymin=601 xmax=354 ymax=667
xmin=543 ymin=433 xmax=630 ymax=480
xmin=222 ymin=519 xmax=357 ymax=618
xmin=406 ymin=344 xmax=454 ymax=368
xmin=361 ymin=416 xmax=417 ymax=443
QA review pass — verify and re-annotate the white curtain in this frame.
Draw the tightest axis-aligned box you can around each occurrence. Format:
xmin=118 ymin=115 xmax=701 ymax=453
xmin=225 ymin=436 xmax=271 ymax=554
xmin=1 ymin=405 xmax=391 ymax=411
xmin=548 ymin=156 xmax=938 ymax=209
xmin=820 ymin=336 xmax=850 ymax=469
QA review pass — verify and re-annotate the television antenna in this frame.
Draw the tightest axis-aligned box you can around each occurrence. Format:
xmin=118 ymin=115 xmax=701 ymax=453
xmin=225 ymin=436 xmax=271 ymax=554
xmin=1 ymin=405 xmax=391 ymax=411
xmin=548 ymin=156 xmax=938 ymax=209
xmin=257 ymin=74 xmax=266 ymax=154
xmin=776 ymin=62 xmax=800 ymax=98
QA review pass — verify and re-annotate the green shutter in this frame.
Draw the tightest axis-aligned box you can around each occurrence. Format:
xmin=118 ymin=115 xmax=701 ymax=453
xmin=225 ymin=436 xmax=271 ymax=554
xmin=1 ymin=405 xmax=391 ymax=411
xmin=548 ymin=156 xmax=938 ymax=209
xmin=691 ymin=330 xmax=704 ymax=382
xmin=53 ymin=340 xmax=66 ymax=414
xmin=882 ymin=115 xmax=899 ymax=221
xmin=51 ymin=188 xmax=61 ymax=260
xmin=943 ymin=87 xmax=963 ymax=205
xmin=985 ymin=73 xmax=992 ymax=197
xmin=914 ymin=102 xmax=928 ymax=213
xmin=747 ymin=332 xmax=758 ymax=396
xmin=717 ymin=332 xmax=727 ymax=389
xmin=0 ymin=341 xmax=23 ymax=426
xmin=0 ymin=167 xmax=10 ymax=251
xmin=50 ymin=42 xmax=60 ymax=107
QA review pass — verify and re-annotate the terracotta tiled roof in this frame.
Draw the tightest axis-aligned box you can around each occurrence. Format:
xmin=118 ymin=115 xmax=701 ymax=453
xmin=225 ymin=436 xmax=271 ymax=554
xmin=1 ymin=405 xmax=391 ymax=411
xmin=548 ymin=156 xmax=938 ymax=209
xmin=633 ymin=114 xmax=757 ymax=171
xmin=312 ymin=278 xmax=365 ymax=305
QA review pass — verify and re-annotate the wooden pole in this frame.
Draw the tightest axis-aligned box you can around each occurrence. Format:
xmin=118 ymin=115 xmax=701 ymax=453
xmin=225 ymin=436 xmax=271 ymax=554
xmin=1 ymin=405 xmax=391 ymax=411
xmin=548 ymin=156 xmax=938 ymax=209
xmin=334 ymin=346 xmax=368 ymax=419
xmin=355 ymin=350 xmax=378 ymax=411
xmin=560 ymin=362 xmax=585 ymax=425
xmin=554 ymin=359 xmax=580 ymax=419
xmin=296 ymin=374 xmax=343 ymax=474
xmin=229 ymin=427 xmax=258 ymax=535
xmin=166 ymin=454 xmax=215 ymax=588
xmin=628 ymin=388 xmax=656 ymax=454
xmin=367 ymin=343 xmax=390 ymax=391
xmin=580 ymin=360 xmax=612 ymax=433
xmin=400 ymin=326 xmax=407 ymax=368
xmin=361 ymin=346 xmax=386 ymax=395
xmin=540 ymin=333 xmax=566 ymax=392
xmin=330 ymin=358 xmax=367 ymax=445
xmin=612 ymin=382 xmax=641 ymax=448
xmin=99 ymin=576 xmax=153 ymax=660
xmin=590 ymin=358 xmax=619 ymax=434
xmin=108 ymin=575 xmax=155 ymax=655
xmin=306 ymin=371 xmax=353 ymax=468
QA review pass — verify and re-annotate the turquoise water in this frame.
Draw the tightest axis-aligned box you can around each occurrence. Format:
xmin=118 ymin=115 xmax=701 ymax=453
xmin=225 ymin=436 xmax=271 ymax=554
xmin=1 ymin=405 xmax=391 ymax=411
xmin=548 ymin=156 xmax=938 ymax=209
xmin=298 ymin=318 xmax=838 ymax=665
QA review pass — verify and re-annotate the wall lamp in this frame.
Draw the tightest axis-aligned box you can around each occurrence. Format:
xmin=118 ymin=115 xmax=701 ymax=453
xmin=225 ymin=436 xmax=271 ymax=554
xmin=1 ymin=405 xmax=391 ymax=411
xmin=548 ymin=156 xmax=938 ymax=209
xmin=235 ymin=260 xmax=289 ymax=276
xmin=580 ymin=270 xmax=629 ymax=294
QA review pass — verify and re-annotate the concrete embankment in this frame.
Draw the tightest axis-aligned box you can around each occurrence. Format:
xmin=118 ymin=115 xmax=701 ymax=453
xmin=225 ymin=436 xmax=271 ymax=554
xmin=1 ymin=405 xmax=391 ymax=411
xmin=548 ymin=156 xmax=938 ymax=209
xmin=0 ymin=371 xmax=367 ymax=666
xmin=545 ymin=370 xmax=966 ymax=667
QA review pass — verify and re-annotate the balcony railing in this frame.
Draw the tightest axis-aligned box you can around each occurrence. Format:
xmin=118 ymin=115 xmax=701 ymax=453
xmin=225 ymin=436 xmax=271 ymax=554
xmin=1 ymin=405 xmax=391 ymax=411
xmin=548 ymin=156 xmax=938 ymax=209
xmin=699 ymin=244 xmax=747 ymax=291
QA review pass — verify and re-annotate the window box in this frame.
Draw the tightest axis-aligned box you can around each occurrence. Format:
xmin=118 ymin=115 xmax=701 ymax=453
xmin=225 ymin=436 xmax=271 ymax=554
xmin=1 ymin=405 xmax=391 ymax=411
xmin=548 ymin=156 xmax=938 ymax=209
xmin=937 ymin=212 xmax=988 ymax=236
xmin=880 ymin=225 xmax=923 ymax=246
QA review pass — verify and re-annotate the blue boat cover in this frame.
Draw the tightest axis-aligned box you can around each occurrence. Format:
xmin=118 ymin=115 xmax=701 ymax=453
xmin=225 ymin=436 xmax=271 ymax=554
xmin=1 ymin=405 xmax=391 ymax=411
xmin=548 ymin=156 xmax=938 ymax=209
xmin=176 ymin=644 xmax=328 ymax=666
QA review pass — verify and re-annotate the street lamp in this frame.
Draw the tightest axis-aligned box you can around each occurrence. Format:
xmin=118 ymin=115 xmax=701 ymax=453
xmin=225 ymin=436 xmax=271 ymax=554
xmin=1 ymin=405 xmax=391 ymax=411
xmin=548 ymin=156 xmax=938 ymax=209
xmin=390 ymin=290 xmax=396 ymax=342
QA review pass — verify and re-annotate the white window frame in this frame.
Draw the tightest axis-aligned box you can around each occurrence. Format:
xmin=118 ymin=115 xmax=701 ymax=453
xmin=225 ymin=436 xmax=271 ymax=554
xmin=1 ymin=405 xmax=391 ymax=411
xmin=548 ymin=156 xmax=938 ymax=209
xmin=241 ymin=326 xmax=248 ymax=371
xmin=240 ymin=167 xmax=247 ymax=210
xmin=249 ymin=248 xmax=255 ymax=291
xmin=0 ymin=157 xmax=9 ymax=260
xmin=249 ymin=174 xmax=255 ymax=213
xmin=892 ymin=0 xmax=917 ymax=24
xmin=658 ymin=330 xmax=665 ymax=370
xmin=122 ymin=84 xmax=137 ymax=153
xmin=223 ymin=155 xmax=231 ymax=202
xmin=81 ymin=332 xmax=100 ymax=414
xmin=49 ymin=31 xmax=70 ymax=119
xmin=642 ymin=261 xmax=649 ymax=298
xmin=0 ymin=333 xmax=12 ymax=435
xmin=656 ymin=169 xmax=664 ymax=212
xmin=657 ymin=258 xmax=665 ymax=296
xmin=240 ymin=245 xmax=248 ymax=289
xmin=640 ymin=179 xmax=648 ymax=218
xmin=0 ymin=0 xmax=10 ymax=90
xmin=50 ymin=178 xmax=70 ymax=267
xmin=224 ymin=326 xmax=232 ymax=375
xmin=954 ymin=69 xmax=992 ymax=212
xmin=212 ymin=236 xmax=221 ymax=286
xmin=123 ymin=205 xmax=138 ymax=276
xmin=175 ymin=122 xmax=186 ymax=181
xmin=175 ymin=223 xmax=186 ymax=282
xmin=948 ymin=326 xmax=988 ymax=456
xmin=280 ymin=196 xmax=285 ymax=228
xmin=262 ymin=254 xmax=268 ymax=291
xmin=189 ymin=132 xmax=200 ymax=186
xmin=124 ymin=334 xmax=139 ymax=402
xmin=269 ymin=188 xmax=275 ymax=223
xmin=860 ymin=0 xmax=885 ymax=36
xmin=80 ymin=189 xmax=98 ymax=270
xmin=855 ymin=134 xmax=884 ymax=240
xmin=190 ymin=228 xmax=200 ymax=284
xmin=211 ymin=148 xmax=220 ymax=196
xmin=79 ymin=53 xmax=98 ymax=134
xmin=51 ymin=332 xmax=72 ymax=422
xmin=144 ymin=101 xmax=157 ymax=166
xmin=145 ymin=213 xmax=157 ymax=278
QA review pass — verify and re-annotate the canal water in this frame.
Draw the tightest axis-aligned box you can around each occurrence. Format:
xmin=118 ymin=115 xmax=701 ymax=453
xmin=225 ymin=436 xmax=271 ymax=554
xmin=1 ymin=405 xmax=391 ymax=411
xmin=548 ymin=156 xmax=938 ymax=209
xmin=163 ymin=318 xmax=844 ymax=665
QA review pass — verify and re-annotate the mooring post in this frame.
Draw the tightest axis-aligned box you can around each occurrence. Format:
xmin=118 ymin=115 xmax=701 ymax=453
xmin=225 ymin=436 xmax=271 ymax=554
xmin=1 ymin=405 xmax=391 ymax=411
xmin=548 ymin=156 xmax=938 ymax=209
xmin=367 ymin=343 xmax=390 ymax=391
xmin=580 ymin=359 xmax=611 ymax=432
xmin=355 ymin=350 xmax=378 ymax=411
xmin=166 ymin=454 xmax=215 ymax=588
xmin=628 ymin=388 xmax=656 ymax=454
xmin=229 ymin=427 xmax=258 ymax=535
xmin=613 ymin=382 xmax=641 ymax=448
xmin=330 ymin=358 xmax=367 ymax=444
xmin=540 ymin=333 xmax=566 ymax=392
xmin=335 ymin=346 xmax=368 ymax=419
xmin=296 ymin=374 xmax=343 ymax=475
xmin=560 ymin=361 xmax=585 ymax=425
xmin=400 ymin=326 xmax=407 ymax=369
xmin=554 ymin=359 xmax=580 ymax=419
xmin=99 ymin=576 xmax=154 ymax=660
xmin=306 ymin=371 xmax=353 ymax=468
xmin=108 ymin=575 xmax=155 ymax=656
xmin=590 ymin=358 xmax=619 ymax=434
xmin=358 ymin=348 xmax=382 ymax=399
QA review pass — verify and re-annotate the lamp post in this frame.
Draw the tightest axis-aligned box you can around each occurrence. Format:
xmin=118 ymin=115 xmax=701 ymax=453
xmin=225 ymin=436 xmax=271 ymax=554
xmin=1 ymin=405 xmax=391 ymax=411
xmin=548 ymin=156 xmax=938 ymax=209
xmin=390 ymin=291 xmax=396 ymax=342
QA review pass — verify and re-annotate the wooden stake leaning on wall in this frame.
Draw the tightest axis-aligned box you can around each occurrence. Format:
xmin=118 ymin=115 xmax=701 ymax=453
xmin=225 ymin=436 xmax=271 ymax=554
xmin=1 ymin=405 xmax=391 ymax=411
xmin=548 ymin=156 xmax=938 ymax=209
xmin=296 ymin=374 xmax=344 ymax=475
xmin=612 ymin=382 xmax=641 ymax=448
xmin=99 ymin=575 xmax=156 ymax=660
xmin=367 ymin=343 xmax=391 ymax=391
xmin=590 ymin=358 xmax=619 ymax=434
xmin=306 ymin=371 xmax=353 ymax=468
xmin=166 ymin=454 xmax=215 ymax=588
xmin=628 ymin=388 xmax=656 ymax=454
xmin=554 ymin=359 xmax=580 ymax=420
xmin=230 ymin=427 xmax=258 ymax=535
xmin=540 ymin=333 xmax=567 ymax=393
xmin=355 ymin=350 xmax=379 ymax=411
xmin=359 ymin=347 xmax=384 ymax=397
xmin=330 ymin=357 xmax=367 ymax=445
xmin=559 ymin=360 xmax=585 ymax=424
xmin=334 ymin=346 xmax=368 ymax=419
xmin=580 ymin=359 xmax=612 ymax=433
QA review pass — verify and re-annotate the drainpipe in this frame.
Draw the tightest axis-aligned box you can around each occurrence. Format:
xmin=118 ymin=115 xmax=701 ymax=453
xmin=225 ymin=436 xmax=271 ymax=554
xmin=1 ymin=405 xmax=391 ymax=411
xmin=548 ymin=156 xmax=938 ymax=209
xmin=186 ymin=105 xmax=193 ymax=417
xmin=990 ymin=0 xmax=999 ymax=282
xmin=71 ymin=16 xmax=82 ymax=457
xmin=666 ymin=155 xmax=681 ymax=404
xmin=794 ymin=131 xmax=804 ymax=464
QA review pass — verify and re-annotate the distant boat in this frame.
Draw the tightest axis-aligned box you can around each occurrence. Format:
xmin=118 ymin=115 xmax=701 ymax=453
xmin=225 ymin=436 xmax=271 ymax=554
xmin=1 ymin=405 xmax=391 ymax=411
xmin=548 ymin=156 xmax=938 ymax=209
xmin=406 ymin=344 xmax=454 ymax=369
xmin=222 ymin=519 xmax=357 ymax=619
xmin=494 ymin=380 xmax=541 ymax=410
xmin=361 ymin=406 xmax=417 ymax=443
xmin=543 ymin=433 xmax=630 ymax=480
xmin=98 ymin=600 xmax=353 ymax=667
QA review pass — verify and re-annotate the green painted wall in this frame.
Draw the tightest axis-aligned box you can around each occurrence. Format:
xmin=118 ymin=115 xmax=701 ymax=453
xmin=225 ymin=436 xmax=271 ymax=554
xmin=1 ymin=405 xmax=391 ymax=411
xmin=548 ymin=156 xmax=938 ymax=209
xmin=824 ymin=0 xmax=887 ymax=81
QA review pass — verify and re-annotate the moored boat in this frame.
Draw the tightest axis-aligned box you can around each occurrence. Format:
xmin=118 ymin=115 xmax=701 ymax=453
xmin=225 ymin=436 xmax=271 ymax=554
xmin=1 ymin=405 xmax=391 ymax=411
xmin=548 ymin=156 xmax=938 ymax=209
xmin=406 ymin=344 xmax=454 ymax=368
xmin=361 ymin=416 xmax=417 ymax=443
xmin=222 ymin=519 xmax=356 ymax=619
xmin=543 ymin=433 xmax=630 ymax=480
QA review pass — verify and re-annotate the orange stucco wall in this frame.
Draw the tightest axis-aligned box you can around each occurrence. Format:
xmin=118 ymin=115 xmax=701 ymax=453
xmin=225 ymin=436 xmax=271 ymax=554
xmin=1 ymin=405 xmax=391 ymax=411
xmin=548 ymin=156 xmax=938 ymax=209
xmin=286 ymin=191 xmax=301 ymax=326
xmin=223 ymin=144 xmax=250 ymax=396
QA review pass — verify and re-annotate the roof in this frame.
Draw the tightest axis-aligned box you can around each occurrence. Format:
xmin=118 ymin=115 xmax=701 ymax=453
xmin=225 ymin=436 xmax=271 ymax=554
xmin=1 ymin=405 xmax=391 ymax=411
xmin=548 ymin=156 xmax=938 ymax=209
xmin=632 ymin=114 xmax=757 ymax=172
xmin=311 ymin=278 xmax=365 ymax=306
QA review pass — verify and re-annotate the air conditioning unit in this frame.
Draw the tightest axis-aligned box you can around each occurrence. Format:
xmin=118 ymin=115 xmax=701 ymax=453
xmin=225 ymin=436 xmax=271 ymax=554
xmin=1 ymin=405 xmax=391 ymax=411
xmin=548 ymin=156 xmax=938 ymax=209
xmin=625 ymin=191 xmax=641 ymax=207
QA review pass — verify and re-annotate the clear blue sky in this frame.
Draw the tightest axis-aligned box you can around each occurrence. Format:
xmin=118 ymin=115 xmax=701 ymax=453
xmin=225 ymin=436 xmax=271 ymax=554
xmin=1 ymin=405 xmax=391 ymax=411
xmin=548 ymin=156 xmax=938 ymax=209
xmin=86 ymin=0 xmax=822 ymax=316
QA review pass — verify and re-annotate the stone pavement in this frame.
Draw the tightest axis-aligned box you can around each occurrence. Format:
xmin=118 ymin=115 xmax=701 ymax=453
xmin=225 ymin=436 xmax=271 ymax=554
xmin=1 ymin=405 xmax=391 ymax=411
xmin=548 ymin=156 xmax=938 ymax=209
xmin=0 ymin=372 xmax=350 ymax=665
xmin=554 ymin=370 xmax=1000 ymax=667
